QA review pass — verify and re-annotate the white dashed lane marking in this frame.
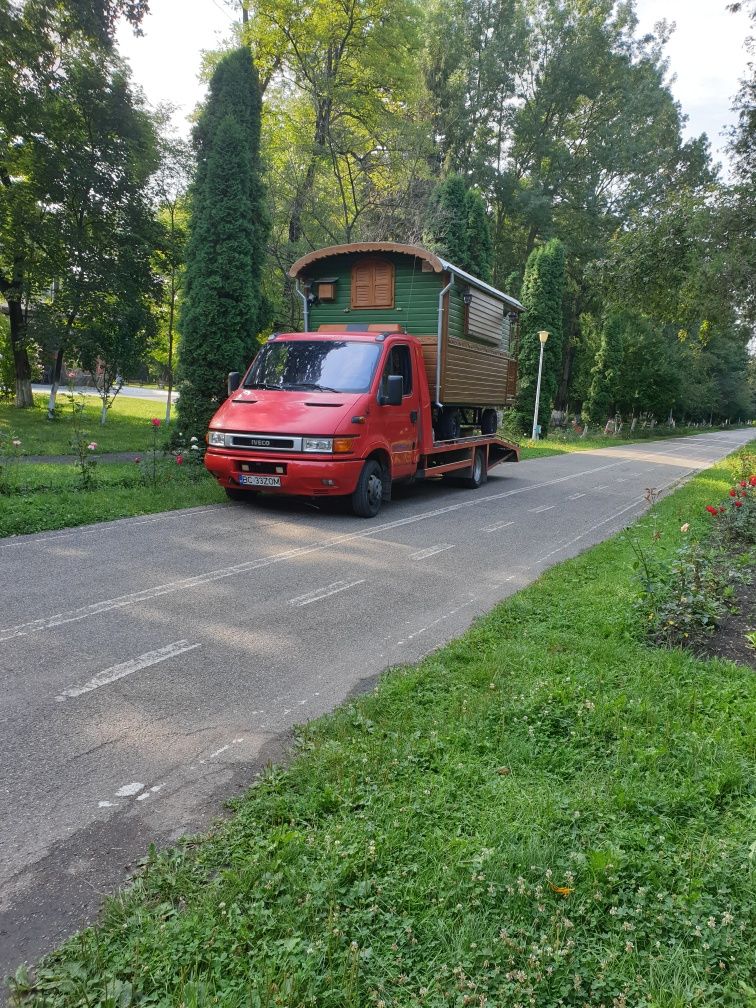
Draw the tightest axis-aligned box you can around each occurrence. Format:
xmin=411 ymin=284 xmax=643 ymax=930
xmin=409 ymin=543 xmax=455 ymax=561
xmin=289 ymin=580 xmax=365 ymax=607
xmin=54 ymin=640 xmax=201 ymax=702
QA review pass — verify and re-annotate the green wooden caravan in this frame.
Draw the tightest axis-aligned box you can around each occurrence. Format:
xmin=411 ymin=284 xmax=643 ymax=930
xmin=288 ymin=243 xmax=522 ymax=440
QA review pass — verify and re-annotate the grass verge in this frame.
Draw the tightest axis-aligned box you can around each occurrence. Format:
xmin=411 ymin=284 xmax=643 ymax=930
xmin=1 ymin=394 xmax=174 ymax=455
xmin=517 ymin=425 xmax=749 ymax=460
xmin=0 ymin=464 xmax=224 ymax=538
xmin=9 ymin=461 xmax=756 ymax=1008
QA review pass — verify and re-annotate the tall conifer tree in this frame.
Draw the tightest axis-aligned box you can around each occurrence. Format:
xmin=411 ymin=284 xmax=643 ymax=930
xmin=424 ymin=173 xmax=469 ymax=267
xmin=515 ymin=238 xmax=565 ymax=435
xmin=464 ymin=187 xmax=493 ymax=283
xmin=177 ymin=47 xmax=269 ymax=437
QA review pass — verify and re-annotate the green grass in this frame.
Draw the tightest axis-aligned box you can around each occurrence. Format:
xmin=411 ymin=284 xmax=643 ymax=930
xmin=516 ymin=425 xmax=750 ymax=460
xmin=0 ymin=463 xmax=224 ymax=538
xmin=0 ymin=393 xmax=174 ymax=455
xmin=11 ymin=458 xmax=755 ymax=1007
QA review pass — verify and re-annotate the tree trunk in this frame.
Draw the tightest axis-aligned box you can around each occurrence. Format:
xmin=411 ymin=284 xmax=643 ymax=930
xmin=165 ymin=268 xmax=176 ymax=425
xmin=8 ymin=297 xmax=33 ymax=408
xmin=47 ymin=346 xmax=65 ymax=417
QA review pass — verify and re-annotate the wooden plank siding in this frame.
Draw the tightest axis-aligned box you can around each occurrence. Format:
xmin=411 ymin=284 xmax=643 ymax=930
xmin=417 ymin=335 xmax=516 ymax=408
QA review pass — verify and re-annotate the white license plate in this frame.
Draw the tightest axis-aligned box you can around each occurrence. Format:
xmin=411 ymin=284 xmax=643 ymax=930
xmin=239 ymin=474 xmax=281 ymax=487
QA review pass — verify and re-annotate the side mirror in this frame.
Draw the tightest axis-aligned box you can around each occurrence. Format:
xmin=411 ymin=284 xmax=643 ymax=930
xmin=379 ymin=374 xmax=403 ymax=407
xmin=227 ymin=371 xmax=241 ymax=395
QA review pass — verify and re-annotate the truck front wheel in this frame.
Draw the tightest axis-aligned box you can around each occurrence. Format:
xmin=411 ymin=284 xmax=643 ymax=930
xmin=351 ymin=459 xmax=384 ymax=518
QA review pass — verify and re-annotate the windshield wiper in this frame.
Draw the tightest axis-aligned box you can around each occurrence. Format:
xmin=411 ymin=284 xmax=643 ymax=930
xmin=244 ymin=381 xmax=283 ymax=390
xmin=286 ymin=382 xmax=341 ymax=393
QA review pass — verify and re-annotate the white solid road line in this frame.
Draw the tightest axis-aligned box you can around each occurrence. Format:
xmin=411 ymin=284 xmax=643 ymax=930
xmin=567 ymin=492 xmax=586 ymax=500
xmin=409 ymin=543 xmax=455 ymax=560
xmin=289 ymin=579 xmax=365 ymax=607
xmin=54 ymin=640 xmax=201 ymax=701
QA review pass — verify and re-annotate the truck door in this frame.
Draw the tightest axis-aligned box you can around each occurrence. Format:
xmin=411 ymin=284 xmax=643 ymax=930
xmin=377 ymin=344 xmax=421 ymax=478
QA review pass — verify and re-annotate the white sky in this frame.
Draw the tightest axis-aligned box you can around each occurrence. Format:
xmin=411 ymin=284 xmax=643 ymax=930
xmin=117 ymin=0 xmax=751 ymax=173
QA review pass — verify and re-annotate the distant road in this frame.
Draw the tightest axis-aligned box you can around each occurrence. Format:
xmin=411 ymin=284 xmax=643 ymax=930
xmin=31 ymin=383 xmax=178 ymax=402
xmin=0 ymin=428 xmax=752 ymax=980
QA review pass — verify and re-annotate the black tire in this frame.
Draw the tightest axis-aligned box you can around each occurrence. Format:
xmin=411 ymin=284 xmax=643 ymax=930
xmin=480 ymin=408 xmax=498 ymax=436
xmin=351 ymin=459 xmax=385 ymax=517
xmin=459 ymin=447 xmax=487 ymax=489
xmin=435 ymin=407 xmax=461 ymax=441
xmin=225 ymin=486 xmax=256 ymax=501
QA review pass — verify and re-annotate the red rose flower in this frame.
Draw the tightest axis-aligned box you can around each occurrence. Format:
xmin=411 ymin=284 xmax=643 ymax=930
xmin=705 ymin=505 xmax=718 ymax=515
xmin=730 ymin=488 xmax=737 ymax=496
xmin=150 ymin=417 xmax=161 ymax=427
xmin=740 ymin=481 xmax=747 ymax=487
xmin=734 ymin=499 xmax=743 ymax=508
xmin=176 ymin=454 xmax=183 ymax=464
xmin=750 ymin=475 xmax=756 ymax=486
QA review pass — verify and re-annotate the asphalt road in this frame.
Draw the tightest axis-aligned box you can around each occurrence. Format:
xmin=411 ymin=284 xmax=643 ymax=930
xmin=0 ymin=429 xmax=751 ymax=979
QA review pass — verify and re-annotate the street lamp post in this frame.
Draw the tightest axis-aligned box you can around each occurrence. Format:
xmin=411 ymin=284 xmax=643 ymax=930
xmin=531 ymin=330 xmax=549 ymax=440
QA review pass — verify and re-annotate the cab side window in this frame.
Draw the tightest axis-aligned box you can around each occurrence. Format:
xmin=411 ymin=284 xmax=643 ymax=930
xmin=380 ymin=345 xmax=413 ymax=397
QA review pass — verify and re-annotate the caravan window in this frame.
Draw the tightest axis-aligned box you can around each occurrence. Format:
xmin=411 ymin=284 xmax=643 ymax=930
xmin=351 ymin=258 xmax=395 ymax=309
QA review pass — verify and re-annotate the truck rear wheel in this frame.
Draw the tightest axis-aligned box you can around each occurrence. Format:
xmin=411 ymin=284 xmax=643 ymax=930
xmin=480 ymin=408 xmax=498 ymax=435
xmin=459 ymin=448 xmax=487 ymax=489
xmin=351 ymin=459 xmax=384 ymax=517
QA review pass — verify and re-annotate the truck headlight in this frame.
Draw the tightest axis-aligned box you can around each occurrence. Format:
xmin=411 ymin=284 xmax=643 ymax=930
xmin=302 ymin=437 xmax=333 ymax=453
xmin=207 ymin=430 xmax=227 ymax=447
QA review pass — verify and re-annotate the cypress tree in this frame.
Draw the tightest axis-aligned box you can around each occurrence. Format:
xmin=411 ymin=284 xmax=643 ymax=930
xmin=464 ymin=187 xmax=493 ymax=283
xmin=423 ymin=173 xmax=469 ymax=268
xmin=584 ymin=310 xmax=624 ymax=424
xmin=515 ymin=238 xmax=565 ymax=436
xmin=177 ymin=47 xmax=269 ymax=437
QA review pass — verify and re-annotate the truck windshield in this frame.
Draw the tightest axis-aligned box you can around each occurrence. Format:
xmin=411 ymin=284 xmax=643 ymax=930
xmin=244 ymin=340 xmax=381 ymax=394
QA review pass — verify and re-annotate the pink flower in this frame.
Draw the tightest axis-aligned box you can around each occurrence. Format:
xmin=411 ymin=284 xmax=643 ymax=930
xmin=87 ymin=442 xmax=97 ymax=451
xmin=150 ymin=417 xmax=161 ymax=427
xmin=175 ymin=454 xmax=183 ymax=464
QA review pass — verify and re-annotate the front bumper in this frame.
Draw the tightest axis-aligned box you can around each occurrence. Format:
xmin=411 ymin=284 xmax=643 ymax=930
xmin=204 ymin=449 xmax=364 ymax=497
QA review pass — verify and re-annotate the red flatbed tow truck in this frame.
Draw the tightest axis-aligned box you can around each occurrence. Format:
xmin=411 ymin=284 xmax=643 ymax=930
xmin=204 ymin=329 xmax=519 ymax=518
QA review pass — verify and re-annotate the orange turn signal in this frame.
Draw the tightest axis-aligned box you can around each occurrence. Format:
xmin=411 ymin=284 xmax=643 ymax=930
xmin=333 ymin=437 xmax=356 ymax=453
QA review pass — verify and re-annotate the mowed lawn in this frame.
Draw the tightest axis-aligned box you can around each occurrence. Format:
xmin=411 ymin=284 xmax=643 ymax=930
xmin=11 ymin=456 xmax=755 ymax=1008
xmin=0 ymin=393 xmax=174 ymax=455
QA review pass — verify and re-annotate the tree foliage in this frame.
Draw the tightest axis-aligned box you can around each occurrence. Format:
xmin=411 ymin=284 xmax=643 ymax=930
xmin=177 ymin=47 xmax=269 ymax=439
xmin=516 ymin=238 xmax=565 ymax=434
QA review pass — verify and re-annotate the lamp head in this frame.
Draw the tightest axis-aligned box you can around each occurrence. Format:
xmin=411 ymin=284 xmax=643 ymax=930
xmin=538 ymin=330 xmax=549 ymax=344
